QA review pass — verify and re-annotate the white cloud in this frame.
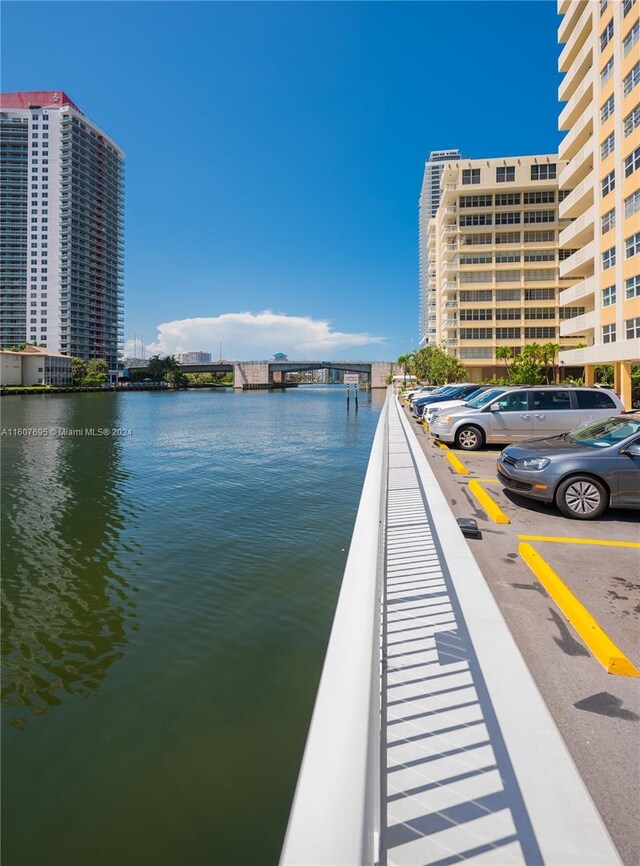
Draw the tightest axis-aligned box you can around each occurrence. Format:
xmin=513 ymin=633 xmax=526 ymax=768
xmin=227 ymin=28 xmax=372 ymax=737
xmin=142 ymin=311 xmax=387 ymax=360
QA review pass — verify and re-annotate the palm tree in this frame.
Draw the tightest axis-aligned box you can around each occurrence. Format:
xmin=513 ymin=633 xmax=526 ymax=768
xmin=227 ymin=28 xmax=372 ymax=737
xmin=495 ymin=346 xmax=512 ymax=381
xmin=541 ymin=342 xmax=560 ymax=384
xmin=397 ymin=353 xmax=414 ymax=385
xmin=147 ymin=354 xmax=166 ymax=383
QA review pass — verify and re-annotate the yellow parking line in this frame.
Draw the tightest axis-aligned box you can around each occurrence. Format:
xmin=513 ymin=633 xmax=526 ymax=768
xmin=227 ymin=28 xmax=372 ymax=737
xmin=446 ymin=452 xmax=469 ymax=476
xmin=518 ymin=534 xmax=640 ymax=549
xmin=519 ymin=543 xmax=639 ymax=677
xmin=476 ymin=478 xmax=500 ymax=483
xmin=468 ymin=479 xmax=510 ymax=524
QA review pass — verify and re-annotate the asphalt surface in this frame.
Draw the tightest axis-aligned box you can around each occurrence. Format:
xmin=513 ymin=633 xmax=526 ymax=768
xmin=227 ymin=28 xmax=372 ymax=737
xmin=402 ymin=403 xmax=640 ymax=866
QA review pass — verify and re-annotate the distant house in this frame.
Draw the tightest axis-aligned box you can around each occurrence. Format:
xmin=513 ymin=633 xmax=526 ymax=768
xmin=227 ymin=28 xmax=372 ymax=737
xmin=0 ymin=346 xmax=72 ymax=386
xmin=272 ymin=352 xmax=288 ymax=361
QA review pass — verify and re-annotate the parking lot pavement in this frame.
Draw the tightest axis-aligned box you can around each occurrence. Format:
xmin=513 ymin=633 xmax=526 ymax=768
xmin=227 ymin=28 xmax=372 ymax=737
xmin=403 ymin=408 xmax=640 ymax=866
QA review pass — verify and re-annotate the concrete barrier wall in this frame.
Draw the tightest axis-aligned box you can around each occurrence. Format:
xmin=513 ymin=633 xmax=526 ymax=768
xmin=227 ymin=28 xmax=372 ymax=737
xmin=233 ymin=362 xmax=270 ymax=389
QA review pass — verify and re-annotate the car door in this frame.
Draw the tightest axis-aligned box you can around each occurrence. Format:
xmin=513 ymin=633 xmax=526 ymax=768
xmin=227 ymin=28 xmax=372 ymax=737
xmin=530 ymin=389 xmax=574 ymax=437
xmin=485 ymin=390 xmax=533 ymax=442
xmin=616 ymin=437 xmax=640 ymax=506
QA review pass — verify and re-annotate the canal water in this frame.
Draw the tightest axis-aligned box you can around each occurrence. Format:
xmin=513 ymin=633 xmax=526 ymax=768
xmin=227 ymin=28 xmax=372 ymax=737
xmin=1 ymin=386 xmax=385 ymax=866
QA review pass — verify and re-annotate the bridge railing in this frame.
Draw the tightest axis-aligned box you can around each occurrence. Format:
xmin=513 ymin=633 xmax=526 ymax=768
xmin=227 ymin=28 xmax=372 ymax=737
xmin=279 ymin=394 xmax=389 ymax=866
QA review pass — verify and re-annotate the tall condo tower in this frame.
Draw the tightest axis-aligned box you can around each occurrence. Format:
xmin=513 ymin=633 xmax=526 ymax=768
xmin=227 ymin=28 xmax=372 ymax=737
xmin=556 ymin=0 xmax=639 ymax=407
xmin=419 ymin=149 xmax=461 ymax=346
xmin=0 ymin=91 xmax=125 ymax=375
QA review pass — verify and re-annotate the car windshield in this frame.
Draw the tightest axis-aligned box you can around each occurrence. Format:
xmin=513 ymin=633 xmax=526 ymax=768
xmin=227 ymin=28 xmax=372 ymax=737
xmin=565 ymin=416 xmax=640 ymax=447
xmin=465 ymin=388 xmax=505 ymax=409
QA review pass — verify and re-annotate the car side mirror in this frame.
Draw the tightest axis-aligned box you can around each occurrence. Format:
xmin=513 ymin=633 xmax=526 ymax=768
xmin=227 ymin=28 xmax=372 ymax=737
xmin=621 ymin=442 xmax=640 ymax=457
xmin=487 ymin=404 xmax=500 ymax=411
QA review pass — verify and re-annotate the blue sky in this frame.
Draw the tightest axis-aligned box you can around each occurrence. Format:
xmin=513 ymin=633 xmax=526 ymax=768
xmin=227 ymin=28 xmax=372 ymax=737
xmin=2 ymin=1 xmax=562 ymax=360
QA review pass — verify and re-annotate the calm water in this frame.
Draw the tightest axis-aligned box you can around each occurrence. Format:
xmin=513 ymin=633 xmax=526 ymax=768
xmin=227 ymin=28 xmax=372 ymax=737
xmin=1 ymin=386 xmax=385 ymax=866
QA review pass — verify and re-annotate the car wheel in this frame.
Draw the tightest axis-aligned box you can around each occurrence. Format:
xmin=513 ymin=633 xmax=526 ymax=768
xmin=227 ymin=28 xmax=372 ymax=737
xmin=455 ymin=425 xmax=484 ymax=451
xmin=555 ymin=475 xmax=608 ymax=520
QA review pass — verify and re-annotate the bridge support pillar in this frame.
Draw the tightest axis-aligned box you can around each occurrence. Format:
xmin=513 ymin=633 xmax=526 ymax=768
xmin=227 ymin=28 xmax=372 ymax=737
xmin=369 ymin=362 xmax=400 ymax=388
xmin=233 ymin=362 xmax=271 ymax=389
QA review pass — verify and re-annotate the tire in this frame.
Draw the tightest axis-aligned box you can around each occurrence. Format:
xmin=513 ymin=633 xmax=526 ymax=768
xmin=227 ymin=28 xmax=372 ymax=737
xmin=555 ymin=475 xmax=608 ymax=520
xmin=454 ymin=425 xmax=484 ymax=451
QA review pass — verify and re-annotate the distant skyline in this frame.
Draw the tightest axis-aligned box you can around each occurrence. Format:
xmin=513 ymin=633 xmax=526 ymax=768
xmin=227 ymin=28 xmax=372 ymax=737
xmin=2 ymin=1 xmax=562 ymax=360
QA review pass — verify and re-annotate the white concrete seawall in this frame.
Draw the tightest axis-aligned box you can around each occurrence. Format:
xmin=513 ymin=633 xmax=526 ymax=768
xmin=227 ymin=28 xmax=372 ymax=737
xmin=280 ymin=392 xmax=622 ymax=866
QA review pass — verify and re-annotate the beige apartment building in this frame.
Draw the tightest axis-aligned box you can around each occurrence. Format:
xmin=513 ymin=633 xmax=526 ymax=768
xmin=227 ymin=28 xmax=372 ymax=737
xmin=556 ymin=0 xmax=640 ymax=407
xmin=429 ymin=154 xmax=586 ymax=381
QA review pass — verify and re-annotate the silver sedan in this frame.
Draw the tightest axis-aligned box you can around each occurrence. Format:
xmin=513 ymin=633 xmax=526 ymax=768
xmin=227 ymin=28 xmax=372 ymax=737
xmin=496 ymin=414 xmax=640 ymax=519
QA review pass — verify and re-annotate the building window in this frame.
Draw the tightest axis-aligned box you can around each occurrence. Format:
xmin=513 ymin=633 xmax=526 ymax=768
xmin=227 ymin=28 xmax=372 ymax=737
xmin=496 ymin=166 xmax=515 ymax=183
xmin=524 ymin=230 xmax=555 ymax=242
xmin=495 ymin=193 xmax=521 ymax=206
xmin=601 ymin=132 xmax=615 ymax=160
xmin=496 ymin=289 xmax=521 ymax=301
xmin=524 ymin=210 xmax=555 ymax=223
xmin=626 ymin=275 xmax=640 ymax=298
xmin=459 ymin=214 xmax=492 ymax=226
xmin=601 ymin=94 xmax=615 ymax=123
xmin=626 ymin=317 xmax=640 ymax=339
xmin=462 ymin=233 xmax=492 ymax=245
xmin=531 ymin=164 xmax=556 ymax=181
xmin=602 ymin=285 xmax=616 ymax=306
xmin=524 ymin=250 xmax=555 ymax=262
xmin=624 ymin=20 xmax=640 ymax=56
xmin=559 ymin=248 xmax=578 ymax=260
xmin=495 ymin=252 xmax=521 ymax=263
xmin=495 ymin=327 xmax=521 ymax=340
xmin=601 ymin=56 xmax=615 ymax=86
xmin=602 ymin=323 xmax=616 ymax=343
xmin=602 ymin=247 xmax=616 ymax=269
xmin=460 ymin=254 xmax=492 ymax=265
xmin=462 ymin=169 xmax=480 ymax=185
xmin=495 ymin=212 xmax=521 ymax=224
xmin=625 ymin=190 xmax=640 ymax=217
xmin=461 ymin=271 xmax=492 ymax=283
xmin=524 ymin=307 xmax=555 ymax=320
xmin=601 ymin=19 xmax=614 ymax=50
xmin=624 ymin=61 xmax=640 ymax=97
xmin=496 ymin=269 xmax=521 ymax=282
xmin=460 ymin=290 xmax=492 ymax=302
xmin=460 ymin=309 xmax=493 ymax=321
xmin=496 ymin=308 xmax=521 ymax=320
xmin=601 ymin=170 xmax=615 ymax=196
xmin=524 ymin=287 xmax=555 ymax=301
xmin=524 ymin=327 xmax=556 ymax=339
xmin=624 ymin=146 xmax=640 ymax=178
xmin=523 ymin=191 xmax=555 ymax=204
xmin=460 ymin=328 xmax=493 ymax=340
xmin=602 ymin=208 xmax=616 ymax=233
xmin=626 ymin=232 xmax=640 ymax=258
xmin=600 ymin=0 xmax=609 ymax=13
xmin=495 ymin=232 xmax=521 ymax=244
xmin=623 ymin=0 xmax=636 ymax=14
xmin=459 ymin=195 xmax=492 ymax=207
xmin=560 ymin=307 xmax=586 ymax=319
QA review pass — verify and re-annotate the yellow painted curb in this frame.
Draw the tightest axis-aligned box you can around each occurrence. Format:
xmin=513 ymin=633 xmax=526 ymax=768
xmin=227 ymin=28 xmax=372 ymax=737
xmin=446 ymin=451 xmax=470 ymax=476
xmin=518 ymin=534 xmax=640 ymax=549
xmin=436 ymin=441 xmax=449 ymax=450
xmin=519 ymin=543 xmax=640 ymax=678
xmin=468 ymin=479 xmax=510 ymax=524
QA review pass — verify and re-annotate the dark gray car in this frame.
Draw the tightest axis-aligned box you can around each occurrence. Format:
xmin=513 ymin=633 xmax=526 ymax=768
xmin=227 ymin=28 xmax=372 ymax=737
xmin=496 ymin=413 xmax=640 ymax=519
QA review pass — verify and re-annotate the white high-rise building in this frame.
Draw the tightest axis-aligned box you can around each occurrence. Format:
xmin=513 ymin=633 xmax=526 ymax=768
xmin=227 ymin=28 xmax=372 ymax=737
xmin=419 ymin=149 xmax=462 ymax=345
xmin=179 ymin=351 xmax=212 ymax=364
xmin=0 ymin=91 xmax=125 ymax=375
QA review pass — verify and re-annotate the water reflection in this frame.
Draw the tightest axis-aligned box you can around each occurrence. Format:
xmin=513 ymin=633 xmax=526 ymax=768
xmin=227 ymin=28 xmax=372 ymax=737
xmin=1 ymin=396 xmax=138 ymax=724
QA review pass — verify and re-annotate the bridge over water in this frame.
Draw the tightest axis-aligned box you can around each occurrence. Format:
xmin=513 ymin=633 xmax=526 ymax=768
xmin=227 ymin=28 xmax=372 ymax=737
xmin=126 ymin=360 xmax=400 ymax=389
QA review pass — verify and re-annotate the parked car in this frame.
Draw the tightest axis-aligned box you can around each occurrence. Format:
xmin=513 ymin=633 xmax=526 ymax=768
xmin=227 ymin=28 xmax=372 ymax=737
xmin=412 ymin=384 xmax=480 ymax=417
xmin=405 ymin=385 xmax=440 ymax=403
xmin=422 ymin=386 xmax=496 ymax=425
xmin=428 ymin=386 xmax=626 ymax=450
xmin=496 ymin=413 xmax=640 ymax=519
xmin=404 ymin=384 xmax=456 ymax=407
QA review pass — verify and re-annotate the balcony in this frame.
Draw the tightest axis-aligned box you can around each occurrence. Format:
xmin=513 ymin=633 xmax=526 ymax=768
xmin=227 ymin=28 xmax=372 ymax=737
xmin=559 ymin=138 xmax=594 ymax=190
xmin=558 ymin=2 xmax=593 ymax=73
xmin=558 ymin=20 xmax=593 ymax=102
xmin=558 ymin=0 xmax=588 ymax=45
xmin=559 ymin=204 xmax=595 ymax=248
xmin=559 ymin=169 xmax=594 ymax=218
xmin=560 ymin=309 xmax=596 ymax=337
xmin=558 ymin=64 xmax=594 ymax=131
xmin=443 ymin=319 xmax=458 ymax=329
xmin=559 ymin=274 xmax=596 ymax=305
xmin=559 ymin=239 xmax=595 ymax=279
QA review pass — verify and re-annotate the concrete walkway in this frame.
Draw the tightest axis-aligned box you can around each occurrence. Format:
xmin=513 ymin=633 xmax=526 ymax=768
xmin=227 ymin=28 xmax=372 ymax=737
xmin=380 ymin=398 xmax=622 ymax=866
